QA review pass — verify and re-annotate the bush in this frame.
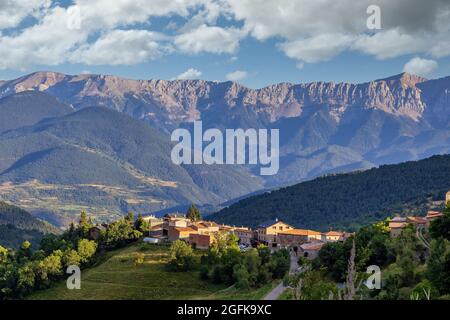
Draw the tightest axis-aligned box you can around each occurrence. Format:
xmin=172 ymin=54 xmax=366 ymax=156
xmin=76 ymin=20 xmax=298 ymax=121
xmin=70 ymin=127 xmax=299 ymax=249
xmin=199 ymin=265 xmax=209 ymax=281
xmin=134 ymin=253 xmax=145 ymax=266
xmin=411 ymin=280 xmax=438 ymax=300
xmin=168 ymin=240 xmax=196 ymax=271
xmin=233 ymin=264 xmax=250 ymax=289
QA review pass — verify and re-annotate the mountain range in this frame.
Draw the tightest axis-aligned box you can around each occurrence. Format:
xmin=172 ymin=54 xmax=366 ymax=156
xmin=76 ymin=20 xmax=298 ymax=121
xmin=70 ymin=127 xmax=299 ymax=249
xmin=0 ymin=92 xmax=262 ymax=226
xmin=0 ymin=71 xmax=449 ymax=227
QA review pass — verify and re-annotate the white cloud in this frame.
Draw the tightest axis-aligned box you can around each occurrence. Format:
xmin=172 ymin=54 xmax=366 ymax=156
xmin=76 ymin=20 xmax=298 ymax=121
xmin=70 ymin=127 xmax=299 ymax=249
xmin=0 ymin=0 xmax=213 ymax=69
xmin=352 ymin=29 xmax=428 ymax=60
xmin=76 ymin=0 xmax=210 ymax=30
xmin=226 ymin=70 xmax=248 ymax=81
xmin=175 ymin=24 xmax=245 ymax=54
xmin=0 ymin=0 xmax=50 ymax=29
xmin=225 ymin=0 xmax=450 ymax=64
xmin=0 ymin=6 xmax=88 ymax=70
xmin=70 ymin=30 xmax=169 ymax=65
xmin=403 ymin=57 xmax=438 ymax=77
xmin=173 ymin=68 xmax=202 ymax=80
xmin=280 ymin=34 xmax=354 ymax=63
xmin=1 ymin=0 xmax=450 ymax=70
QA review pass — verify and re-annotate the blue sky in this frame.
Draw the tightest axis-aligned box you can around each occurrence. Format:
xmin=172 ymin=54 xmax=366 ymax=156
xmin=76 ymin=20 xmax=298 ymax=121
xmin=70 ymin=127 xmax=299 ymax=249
xmin=1 ymin=0 xmax=450 ymax=88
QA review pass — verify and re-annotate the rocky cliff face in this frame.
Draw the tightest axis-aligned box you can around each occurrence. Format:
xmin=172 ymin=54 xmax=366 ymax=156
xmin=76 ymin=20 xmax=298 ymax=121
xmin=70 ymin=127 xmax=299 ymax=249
xmin=0 ymin=71 xmax=436 ymax=128
xmin=0 ymin=71 xmax=449 ymax=187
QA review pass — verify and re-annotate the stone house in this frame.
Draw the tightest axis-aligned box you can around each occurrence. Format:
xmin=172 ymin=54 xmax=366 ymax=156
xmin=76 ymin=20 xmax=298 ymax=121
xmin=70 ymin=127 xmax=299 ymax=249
xmin=256 ymin=219 xmax=294 ymax=247
xmin=168 ymin=226 xmax=197 ymax=242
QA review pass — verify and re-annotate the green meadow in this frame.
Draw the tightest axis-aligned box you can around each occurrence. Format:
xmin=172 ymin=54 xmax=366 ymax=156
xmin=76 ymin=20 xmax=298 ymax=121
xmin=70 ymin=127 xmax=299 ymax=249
xmin=29 ymin=243 xmax=275 ymax=300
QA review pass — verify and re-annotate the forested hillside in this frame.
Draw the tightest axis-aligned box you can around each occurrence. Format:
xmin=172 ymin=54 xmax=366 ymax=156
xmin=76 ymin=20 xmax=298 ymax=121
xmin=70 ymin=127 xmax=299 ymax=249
xmin=0 ymin=201 xmax=58 ymax=249
xmin=211 ymin=155 xmax=450 ymax=230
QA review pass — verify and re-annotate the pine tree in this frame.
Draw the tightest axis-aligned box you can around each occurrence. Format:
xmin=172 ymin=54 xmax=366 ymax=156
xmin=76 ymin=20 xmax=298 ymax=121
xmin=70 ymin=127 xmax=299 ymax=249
xmin=186 ymin=204 xmax=201 ymax=221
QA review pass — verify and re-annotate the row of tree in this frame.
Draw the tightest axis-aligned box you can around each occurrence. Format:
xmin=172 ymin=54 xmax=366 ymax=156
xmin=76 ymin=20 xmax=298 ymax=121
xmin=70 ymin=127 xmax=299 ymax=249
xmin=168 ymin=231 xmax=290 ymax=290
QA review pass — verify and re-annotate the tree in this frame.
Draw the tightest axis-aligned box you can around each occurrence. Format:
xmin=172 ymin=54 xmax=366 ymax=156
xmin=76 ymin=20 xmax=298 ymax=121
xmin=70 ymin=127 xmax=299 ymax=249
xmin=102 ymin=217 xmax=142 ymax=249
xmin=125 ymin=212 xmax=134 ymax=223
xmin=287 ymin=270 xmax=337 ymax=300
xmin=233 ymin=264 xmax=250 ymax=289
xmin=17 ymin=263 xmax=35 ymax=290
xmin=62 ymin=249 xmax=81 ymax=267
xmin=78 ymin=211 xmax=93 ymax=238
xmin=134 ymin=214 xmax=149 ymax=233
xmin=186 ymin=204 xmax=201 ymax=222
xmin=168 ymin=240 xmax=195 ymax=271
xmin=0 ymin=246 xmax=8 ymax=264
xmin=429 ymin=204 xmax=450 ymax=241
xmin=37 ymin=253 xmax=63 ymax=283
xmin=426 ymin=239 xmax=450 ymax=294
xmin=18 ymin=241 xmax=32 ymax=260
xmin=269 ymin=249 xmax=290 ymax=279
xmin=77 ymin=239 xmax=97 ymax=264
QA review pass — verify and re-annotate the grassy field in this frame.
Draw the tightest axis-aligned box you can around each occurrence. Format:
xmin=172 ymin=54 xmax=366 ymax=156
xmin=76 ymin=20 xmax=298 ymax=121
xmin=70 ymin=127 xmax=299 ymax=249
xmin=28 ymin=243 xmax=274 ymax=300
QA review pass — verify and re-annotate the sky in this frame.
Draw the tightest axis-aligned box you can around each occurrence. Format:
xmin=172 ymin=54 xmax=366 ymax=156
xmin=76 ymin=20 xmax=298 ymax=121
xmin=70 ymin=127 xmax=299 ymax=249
xmin=1 ymin=0 xmax=450 ymax=88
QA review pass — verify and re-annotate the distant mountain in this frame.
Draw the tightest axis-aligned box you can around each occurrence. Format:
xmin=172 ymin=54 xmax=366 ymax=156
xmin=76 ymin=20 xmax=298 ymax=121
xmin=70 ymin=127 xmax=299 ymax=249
xmin=0 ymin=201 xmax=58 ymax=249
xmin=1 ymin=71 xmax=449 ymax=187
xmin=0 ymin=93 xmax=262 ymax=225
xmin=210 ymin=155 xmax=450 ymax=230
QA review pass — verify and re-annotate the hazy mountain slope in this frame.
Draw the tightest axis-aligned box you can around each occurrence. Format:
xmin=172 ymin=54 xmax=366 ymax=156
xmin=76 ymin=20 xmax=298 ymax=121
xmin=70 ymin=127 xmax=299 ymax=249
xmin=0 ymin=91 xmax=73 ymax=133
xmin=210 ymin=155 xmax=450 ymax=230
xmin=1 ymin=71 xmax=448 ymax=187
xmin=0 ymin=96 xmax=263 ymax=225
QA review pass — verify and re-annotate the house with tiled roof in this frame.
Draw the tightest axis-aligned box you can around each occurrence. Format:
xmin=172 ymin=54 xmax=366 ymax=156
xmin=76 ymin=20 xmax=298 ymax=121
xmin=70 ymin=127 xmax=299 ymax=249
xmin=234 ymin=228 xmax=254 ymax=246
xmin=299 ymin=241 xmax=326 ymax=260
xmin=168 ymin=226 xmax=197 ymax=241
xmin=189 ymin=232 xmax=215 ymax=250
xmin=426 ymin=210 xmax=444 ymax=221
xmin=389 ymin=216 xmax=409 ymax=237
xmin=407 ymin=216 xmax=427 ymax=226
xmin=255 ymin=218 xmax=295 ymax=247
xmin=324 ymin=231 xmax=344 ymax=242
xmin=191 ymin=221 xmax=219 ymax=234
xmin=162 ymin=214 xmax=191 ymax=237
xmin=277 ymin=229 xmax=324 ymax=250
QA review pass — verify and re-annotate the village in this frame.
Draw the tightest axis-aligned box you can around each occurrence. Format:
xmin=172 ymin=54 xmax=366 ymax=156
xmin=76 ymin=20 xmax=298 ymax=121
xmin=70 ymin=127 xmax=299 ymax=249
xmin=138 ymin=214 xmax=353 ymax=260
xmin=156 ymin=191 xmax=448 ymax=256
xmin=85 ymin=191 xmax=441 ymax=261
xmin=85 ymin=191 xmax=450 ymax=264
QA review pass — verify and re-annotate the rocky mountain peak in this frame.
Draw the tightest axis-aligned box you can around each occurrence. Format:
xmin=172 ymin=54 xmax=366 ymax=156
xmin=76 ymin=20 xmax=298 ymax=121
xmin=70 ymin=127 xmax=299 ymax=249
xmin=0 ymin=71 xmax=448 ymax=126
xmin=377 ymin=72 xmax=428 ymax=88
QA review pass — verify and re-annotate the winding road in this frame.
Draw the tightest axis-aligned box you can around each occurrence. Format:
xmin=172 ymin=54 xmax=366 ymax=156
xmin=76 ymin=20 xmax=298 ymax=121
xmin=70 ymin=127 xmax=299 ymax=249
xmin=416 ymin=225 xmax=430 ymax=249
xmin=263 ymin=252 xmax=299 ymax=300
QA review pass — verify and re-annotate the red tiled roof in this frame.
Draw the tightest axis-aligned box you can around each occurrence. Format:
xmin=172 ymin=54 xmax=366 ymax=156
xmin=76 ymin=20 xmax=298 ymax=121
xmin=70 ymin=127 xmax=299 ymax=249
xmin=389 ymin=222 xmax=408 ymax=229
xmin=279 ymin=229 xmax=321 ymax=236
xmin=407 ymin=216 xmax=427 ymax=224
xmin=300 ymin=242 xmax=325 ymax=251
xmin=174 ymin=227 xmax=196 ymax=233
xmin=325 ymin=231 xmax=343 ymax=237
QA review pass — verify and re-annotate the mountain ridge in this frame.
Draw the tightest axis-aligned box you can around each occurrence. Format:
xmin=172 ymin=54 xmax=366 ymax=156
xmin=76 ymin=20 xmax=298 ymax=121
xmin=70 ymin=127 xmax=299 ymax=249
xmin=210 ymin=154 xmax=450 ymax=230
xmin=1 ymin=71 xmax=450 ymax=227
